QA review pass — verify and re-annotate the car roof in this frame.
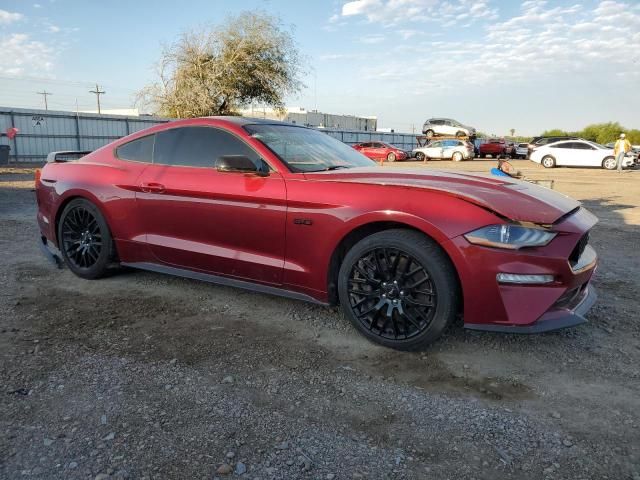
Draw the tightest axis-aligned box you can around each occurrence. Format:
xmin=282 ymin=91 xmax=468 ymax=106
xmin=205 ymin=116 xmax=297 ymax=127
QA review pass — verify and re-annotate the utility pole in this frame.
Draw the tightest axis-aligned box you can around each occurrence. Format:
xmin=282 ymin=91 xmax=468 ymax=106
xmin=37 ymin=90 xmax=52 ymax=110
xmin=89 ymin=83 xmax=106 ymax=114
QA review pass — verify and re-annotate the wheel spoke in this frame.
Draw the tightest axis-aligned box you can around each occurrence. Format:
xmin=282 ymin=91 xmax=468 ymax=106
xmin=405 ymin=276 xmax=428 ymax=289
xmin=348 ymin=288 xmax=380 ymax=298
xmin=390 ymin=250 xmax=401 ymax=275
xmin=404 ymin=296 xmax=434 ymax=307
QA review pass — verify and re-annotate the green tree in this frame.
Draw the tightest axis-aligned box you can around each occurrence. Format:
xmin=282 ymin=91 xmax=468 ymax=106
xmin=579 ymin=122 xmax=623 ymax=144
xmin=541 ymin=128 xmax=570 ymax=136
xmin=138 ymin=12 xmax=304 ymax=117
xmin=625 ymin=129 xmax=640 ymax=144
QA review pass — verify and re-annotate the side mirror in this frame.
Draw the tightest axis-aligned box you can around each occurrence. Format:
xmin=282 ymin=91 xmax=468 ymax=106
xmin=216 ymin=155 xmax=268 ymax=176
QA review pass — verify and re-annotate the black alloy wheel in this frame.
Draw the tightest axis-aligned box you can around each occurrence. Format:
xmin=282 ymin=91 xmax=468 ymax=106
xmin=58 ymin=198 xmax=115 ymax=279
xmin=415 ymin=152 xmax=426 ymax=162
xmin=338 ymin=230 xmax=459 ymax=350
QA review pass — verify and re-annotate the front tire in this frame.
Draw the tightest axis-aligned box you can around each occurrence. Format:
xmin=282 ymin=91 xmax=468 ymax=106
xmin=455 ymin=131 xmax=466 ymax=139
xmin=338 ymin=229 xmax=459 ymax=351
xmin=452 ymin=151 xmax=463 ymax=162
xmin=542 ymin=156 xmax=556 ymax=168
xmin=602 ymin=156 xmax=617 ymax=170
xmin=58 ymin=198 xmax=115 ymax=279
xmin=415 ymin=152 xmax=426 ymax=162
xmin=387 ymin=152 xmax=396 ymax=162
xmin=425 ymin=129 xmax=434 ymax=139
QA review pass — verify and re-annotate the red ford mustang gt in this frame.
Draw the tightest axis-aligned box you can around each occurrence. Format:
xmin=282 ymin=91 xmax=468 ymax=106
xmin=35 ymin=117 xmax=598 ymax=350
xmin=352 ymin=142 xmax=408 ymax=162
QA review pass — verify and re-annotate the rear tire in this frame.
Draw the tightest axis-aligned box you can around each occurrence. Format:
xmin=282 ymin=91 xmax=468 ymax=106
xmin=455 ymin=131 xmax=465 ymax=139
xmin=542 ymin=156 xmax=556 ymax=168
xmin=602 ymin=156 xmax=617 ymax=170
xmin=58 ymin=198 xmax=115 ymax=279
xmin=452 ymin=151 xmax=463 ymax=162
xmin=338 ymin=229 xmax=459 ymax=351
xmin=425 ymin=129 xmax=434 ymax=139
xmin=415 ymin=152 xmax=426 ymax=162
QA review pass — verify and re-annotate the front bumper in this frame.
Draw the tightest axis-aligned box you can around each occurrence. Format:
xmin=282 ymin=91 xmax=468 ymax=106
xmin=444 ymin=207 xmax=599 ymax=333
xmin=465 ymin=285 xmax=596 ymax=333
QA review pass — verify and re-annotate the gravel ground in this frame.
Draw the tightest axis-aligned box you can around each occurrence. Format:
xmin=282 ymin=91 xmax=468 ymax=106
xmin=1 ymin=160 xmax=639 ymax=480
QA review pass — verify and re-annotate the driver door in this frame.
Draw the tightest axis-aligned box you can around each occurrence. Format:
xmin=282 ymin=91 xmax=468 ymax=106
xmin=135 ymin=126 xmax=287 ymax=285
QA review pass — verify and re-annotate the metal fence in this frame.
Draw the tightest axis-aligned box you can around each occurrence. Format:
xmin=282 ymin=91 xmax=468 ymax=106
xmin=0 ymin=107 xmax=418 ymax=163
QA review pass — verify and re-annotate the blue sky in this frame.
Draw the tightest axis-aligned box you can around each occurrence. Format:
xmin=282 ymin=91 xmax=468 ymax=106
xmin=1 ymin=0 xmax=639 ymax=135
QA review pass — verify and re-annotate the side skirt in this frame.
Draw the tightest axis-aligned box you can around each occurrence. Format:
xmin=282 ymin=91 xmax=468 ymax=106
xmin=39 ymin=236 xmax=64 ymax=269
xmin=122 ymin=261 xmax=329 ymax=306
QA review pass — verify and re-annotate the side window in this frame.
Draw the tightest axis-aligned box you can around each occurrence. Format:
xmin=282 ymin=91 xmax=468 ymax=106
xmin=573 ymin=142 xmax=594 ymax=150
xmin=154 ymin=127 xmax=262 ymax=168
xmin=115 ymin=135 xmax=154 ymax=163
xmin=430 ymin=141 xmax=441 ymax=148
xmin=550 ymin=142 xmax=570 ymax=149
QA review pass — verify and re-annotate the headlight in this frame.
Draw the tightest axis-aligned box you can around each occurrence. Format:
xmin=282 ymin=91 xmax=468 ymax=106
xmin=464 ymin=224 xmax=556 ymax=250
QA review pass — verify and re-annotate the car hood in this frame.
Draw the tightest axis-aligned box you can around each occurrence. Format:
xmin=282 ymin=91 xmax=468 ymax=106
xmin=304 ymin=167 xmax=580 ymax=224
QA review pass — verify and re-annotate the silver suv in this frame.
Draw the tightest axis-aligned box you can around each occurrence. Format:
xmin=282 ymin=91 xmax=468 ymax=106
xmin=422 ymin=118 xmax=476 ymax=139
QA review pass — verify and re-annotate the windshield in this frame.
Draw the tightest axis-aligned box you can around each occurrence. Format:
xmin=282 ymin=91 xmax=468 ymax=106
xmin=244 ymin=124 xmax=375 ymax=172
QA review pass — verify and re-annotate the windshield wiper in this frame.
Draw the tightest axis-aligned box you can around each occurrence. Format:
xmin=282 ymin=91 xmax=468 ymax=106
xmin=323 ymin=165 xmax=351 ymax=171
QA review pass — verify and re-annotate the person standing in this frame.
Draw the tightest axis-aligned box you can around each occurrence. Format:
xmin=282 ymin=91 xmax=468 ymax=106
xmin=614 ymin=133 xmax=632 ymax=173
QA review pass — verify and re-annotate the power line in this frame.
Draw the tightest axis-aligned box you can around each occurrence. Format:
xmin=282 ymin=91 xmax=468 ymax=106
xmin=89 ymin=83 xmax=106 ymax=114
xmin=36 ymin=90 xmax=52 ymax=110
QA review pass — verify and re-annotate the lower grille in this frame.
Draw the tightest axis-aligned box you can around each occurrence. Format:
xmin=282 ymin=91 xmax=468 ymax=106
xmin=554 ymin=284 xmax=587 ymax=309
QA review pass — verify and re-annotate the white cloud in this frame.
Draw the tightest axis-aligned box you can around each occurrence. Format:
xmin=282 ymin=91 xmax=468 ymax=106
xmin=350 ymin=0 xmax=640 ymax=94
xmin=47 ymin=24 xmax=60 ymax=33
xmin=0 ymin=9 xmax=24 ymax=25
xmin=0 ymin=33 xmax=55 ymax=76
xmin=33 ymin=3 xmax=42 ymax=8
xmin=340 ymin=0 xmax=497 ymax=26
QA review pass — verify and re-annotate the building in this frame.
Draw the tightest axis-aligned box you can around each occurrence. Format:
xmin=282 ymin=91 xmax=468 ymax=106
xmin=240 ymin=106 xmax=377 ymax=132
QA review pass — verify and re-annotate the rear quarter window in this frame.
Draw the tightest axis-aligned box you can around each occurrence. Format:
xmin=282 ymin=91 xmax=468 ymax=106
xmin=115 ymin=135 xmax=154 ymax=163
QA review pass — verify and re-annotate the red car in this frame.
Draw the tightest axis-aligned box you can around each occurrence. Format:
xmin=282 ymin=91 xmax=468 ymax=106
xmin=479 ymin=138 xmax=509 ymax=158
xmin=36 ymin=117 xmax=598 ymax=350
xmin=352 ymin=142 xmax=408 ymax=162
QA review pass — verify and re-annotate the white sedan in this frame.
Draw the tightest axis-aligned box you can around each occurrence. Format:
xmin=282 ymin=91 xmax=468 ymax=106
xmin=530 ymin=139 xmax=633 ymax=169
xmin=413 ymin=139 xmax=474 ymax=162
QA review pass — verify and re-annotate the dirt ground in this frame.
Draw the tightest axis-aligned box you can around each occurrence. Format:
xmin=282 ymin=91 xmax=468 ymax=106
xmin=1 ymin=160 xmax=638 ymax=480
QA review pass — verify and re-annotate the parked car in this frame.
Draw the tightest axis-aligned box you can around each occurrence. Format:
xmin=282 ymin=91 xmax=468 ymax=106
xmin=528 ymin=136 xmax=578 ymax=158
xmin=514 ymin=143 xmax=529 ymax=159
xmin=530 ymin=139 xmax=633 ymax=169
xmin=422 ymin=118 xmax=476 ymax=139
xmin=413 ymin=139 xmax=474 ymax=161
xmin=352 ymin=142 xmax=408 ymax=162
xmin=479 ymin=138 xmax=508 ymax=158
xmin=36 ymin=117 xmax=598 ymax=350
xmin=603 ymin=142 xmax=639 ymax=164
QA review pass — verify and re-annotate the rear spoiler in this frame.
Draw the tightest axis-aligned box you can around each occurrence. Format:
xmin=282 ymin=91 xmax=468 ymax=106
xmin=46 ymin=151 xmax=92 ymax=163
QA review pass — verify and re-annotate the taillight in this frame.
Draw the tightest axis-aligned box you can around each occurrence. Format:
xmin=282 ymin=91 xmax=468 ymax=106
xmin=34 ymin=168 xmax=41 ymax=185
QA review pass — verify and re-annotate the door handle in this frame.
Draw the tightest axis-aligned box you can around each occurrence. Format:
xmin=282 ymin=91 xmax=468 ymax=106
xmin=140 ymin=182 xmax=166 ymax=193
